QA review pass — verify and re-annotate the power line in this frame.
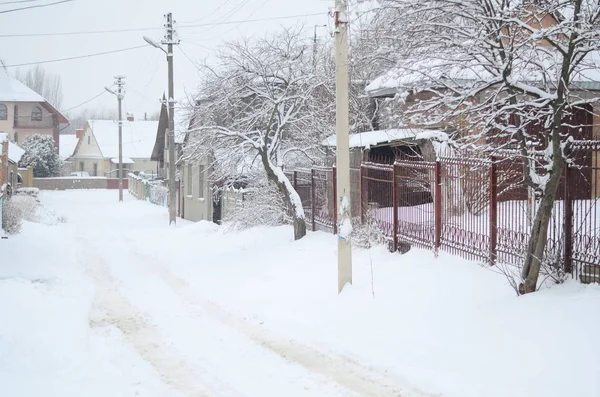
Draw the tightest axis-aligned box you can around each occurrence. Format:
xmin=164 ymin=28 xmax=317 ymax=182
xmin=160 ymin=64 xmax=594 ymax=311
xmin=0 ymin=0 xmax=73 ymax=14
xmin=0 ymin=0 xmax=43 ymax=5
xmin=0 ymin=12 xmax=326 ymax=38
xmin=61 ymin=90 xmax=107 ymax=113
xmin=2 ymin=45 xmax=147 ymax=68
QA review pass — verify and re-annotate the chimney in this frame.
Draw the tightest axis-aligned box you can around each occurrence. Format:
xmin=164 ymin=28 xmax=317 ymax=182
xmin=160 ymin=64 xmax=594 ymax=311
xmin=127 ymin=113 xmax=134 ymax=122
xmin=76 ymin=129 xmax=84 ymax=139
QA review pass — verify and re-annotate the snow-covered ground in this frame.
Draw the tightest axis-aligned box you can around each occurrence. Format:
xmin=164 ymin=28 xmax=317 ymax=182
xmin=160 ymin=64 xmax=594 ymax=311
xmin=1 ymin=190 xmax=599 ymax=397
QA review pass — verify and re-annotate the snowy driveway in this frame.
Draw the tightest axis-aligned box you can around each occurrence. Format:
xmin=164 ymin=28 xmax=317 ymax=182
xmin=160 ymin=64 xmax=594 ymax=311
xmin=0 ymin=190 xmax=410 ymax=397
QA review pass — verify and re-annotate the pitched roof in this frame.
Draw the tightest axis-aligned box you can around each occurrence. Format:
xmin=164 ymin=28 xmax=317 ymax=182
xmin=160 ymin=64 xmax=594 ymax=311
xmin=8 ymin=140 xmax=25 ymax=164
xmin=58 ymin=134 xmax=79 ymax=160
xmin=322 ymin=128 xmax=435 ymax=149
xmin=0 ymin=71 xmax=68 ymax=123
xmin=87 ymin=120 xmax=159 ymax=160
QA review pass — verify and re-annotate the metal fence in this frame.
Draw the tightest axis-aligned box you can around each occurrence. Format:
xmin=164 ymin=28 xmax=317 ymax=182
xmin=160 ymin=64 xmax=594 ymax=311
xmin=128 ymin=174 xmax=169 ymax=208
xmin=286 ymin=146 xmax=600 ymax=281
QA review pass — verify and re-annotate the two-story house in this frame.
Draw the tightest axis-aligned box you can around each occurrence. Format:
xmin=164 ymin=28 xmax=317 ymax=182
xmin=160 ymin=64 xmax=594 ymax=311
xmin=0 ymin=71 xmax=67 ymax=148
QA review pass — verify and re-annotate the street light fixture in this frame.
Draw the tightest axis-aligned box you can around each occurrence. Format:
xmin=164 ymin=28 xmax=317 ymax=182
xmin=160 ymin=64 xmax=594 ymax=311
xmin=143 ymin=36 xmax=167 ymax=54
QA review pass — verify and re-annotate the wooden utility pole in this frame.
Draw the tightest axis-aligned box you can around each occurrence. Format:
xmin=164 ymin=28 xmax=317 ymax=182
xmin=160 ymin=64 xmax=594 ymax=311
xmin=334 ymin=0 xmax=353 ymax=292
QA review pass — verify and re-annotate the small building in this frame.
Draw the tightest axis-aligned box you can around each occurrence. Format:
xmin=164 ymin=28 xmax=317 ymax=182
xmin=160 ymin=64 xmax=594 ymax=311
xmin=0 ymin=71 xmax=68 ymax=148
xmin=0 ymin=132 xmax=26 ymax=196
xmin=71 ymin=117 xmax=159 ymax=178
xmin=58 ymin=133 xmax=80 ymax=175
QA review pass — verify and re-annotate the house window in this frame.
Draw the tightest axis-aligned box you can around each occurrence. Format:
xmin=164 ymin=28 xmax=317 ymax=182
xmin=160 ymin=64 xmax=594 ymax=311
xmin=31 ymin=106 xmax=42 ymax=122
xmin=187 ymin=164 xmax=193 ymax=196
xmin=88 ymin=136 xmax=90 ymax=145
xmin=0 ymin=104 xmax=7 ymax=120
xmin=93 ymin=163 xmax=98 ymax=177
xmin=198 ymin=164 xmax=205 ymax=199
xmin=13 ymin=105 xmax=18 ymax=127
xmin=79 ymin=162 xmax=84 ymax=172
xmin=14 ymin=132 xmax=18 ymax=144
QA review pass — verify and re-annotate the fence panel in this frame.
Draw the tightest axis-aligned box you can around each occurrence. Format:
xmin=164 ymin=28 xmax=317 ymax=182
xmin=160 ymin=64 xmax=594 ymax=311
xmin=395 ymin=160 xmax=436 ymax=249
xmin=570 ymin=145 xmax=600 ymax=282
xmin=438 ymin=157 xmax=491 ymax=261
xmin=362 ymin=163 xmax=395 ymax=240
xmin=313 ymin=166 xmax=335 ymax=233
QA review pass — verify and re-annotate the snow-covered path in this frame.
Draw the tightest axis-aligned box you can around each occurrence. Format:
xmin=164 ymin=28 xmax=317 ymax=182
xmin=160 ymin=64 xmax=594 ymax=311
xmin=0 ymin=190 xmax=408 ymax=397
xmin=2 ymin=190 xmax=600 ymax=397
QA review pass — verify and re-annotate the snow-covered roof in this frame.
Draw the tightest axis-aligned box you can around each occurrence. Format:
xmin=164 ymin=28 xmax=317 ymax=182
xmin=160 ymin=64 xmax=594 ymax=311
xmin=88 ymin=120 xmax=159 ymax=160
xmin=59 ymin=135 xmax=79 ymax=160
xmin=8 ymin=140 xmax=25 ymax=164
xmin=322 ymin=128 xmax=434 ymax=149
xmin=111 ymin=157 xmax=134 ymax=164
xmin=0 ymin=132 xmax=7 ymax=143
xmin=367 ymin=50 xmax=600 ymax=97
xmin=0 ymin=70 xmax=46 ymax=103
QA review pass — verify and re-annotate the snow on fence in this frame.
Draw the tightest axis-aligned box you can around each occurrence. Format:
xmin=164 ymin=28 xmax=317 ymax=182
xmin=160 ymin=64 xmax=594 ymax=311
xmin=128 ymin=173 xmax=169 ymax=208
xmin=286 ymin=146 xmax=600 ymax=281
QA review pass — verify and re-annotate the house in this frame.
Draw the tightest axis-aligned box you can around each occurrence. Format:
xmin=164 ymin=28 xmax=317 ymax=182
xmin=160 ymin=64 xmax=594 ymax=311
xmin=0 ymin=71 xmax=68 ymax=148
xmin=0 ymin=132 xmax=26 ymax=197
xmin=150 ymin=98 xmax=187 ymax=180
xmin=71 ymin=117 xmax=159 ymax=178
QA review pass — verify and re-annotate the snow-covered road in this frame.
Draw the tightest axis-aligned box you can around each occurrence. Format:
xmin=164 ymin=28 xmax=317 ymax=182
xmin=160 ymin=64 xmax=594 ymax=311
xmin=0 ymin=191 xmax=409 ymax=397
xmin=2 ymin=190 xmax=600 ymax=397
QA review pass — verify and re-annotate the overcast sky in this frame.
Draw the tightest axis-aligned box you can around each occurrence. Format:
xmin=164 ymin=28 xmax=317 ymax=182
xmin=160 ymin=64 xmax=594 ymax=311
xmin=0 ymin=0 xmax=335 ymax=121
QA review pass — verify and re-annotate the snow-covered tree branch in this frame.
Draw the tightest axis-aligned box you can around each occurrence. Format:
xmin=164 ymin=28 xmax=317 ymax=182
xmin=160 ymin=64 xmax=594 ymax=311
xmin=184 ymin=27 xmax=336 ymax=240
xmin=364 ymin=0 xmax=600 ymax=293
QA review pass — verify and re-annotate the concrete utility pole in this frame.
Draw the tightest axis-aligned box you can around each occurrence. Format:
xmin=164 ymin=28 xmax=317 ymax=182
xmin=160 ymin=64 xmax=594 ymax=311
xmin=164 ymin=13 xmax=178 ymax=225
xmin=145 ymin=13 xmax=179 ymax=225
xmin=334 ymin=0 xmax=353 ymax=293
xmin=105 ymin=76 xmax=125 ymax=202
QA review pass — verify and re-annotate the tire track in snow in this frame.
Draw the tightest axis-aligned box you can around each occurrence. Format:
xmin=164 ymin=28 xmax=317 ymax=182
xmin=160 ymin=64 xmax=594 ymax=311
xmin=78 ymin=236 xmax=215 ymax=397
xmin=129 ymin=247 xmax=432 ymax=397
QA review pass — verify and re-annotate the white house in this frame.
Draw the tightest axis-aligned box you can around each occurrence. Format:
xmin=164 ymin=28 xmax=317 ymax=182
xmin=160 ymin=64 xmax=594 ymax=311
xmin=71 ymin=118 xmax=159 ymax=178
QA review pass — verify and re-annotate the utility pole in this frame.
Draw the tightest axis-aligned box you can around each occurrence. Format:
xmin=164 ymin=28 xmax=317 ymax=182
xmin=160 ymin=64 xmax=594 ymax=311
xmin=105 ymin=76 xmax=125 ymax=202
xmin=163 ymin=12 xmax=179 ymax=225
xmin=334 ymin=0 xmax=352 ymax=292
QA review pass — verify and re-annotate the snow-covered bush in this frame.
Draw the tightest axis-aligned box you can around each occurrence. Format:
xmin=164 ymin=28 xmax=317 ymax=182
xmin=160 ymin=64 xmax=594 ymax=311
xmin=19 ymin=134 xmax=61 ymax=177
xmin=222 ymin=181 xmax=286 ymax=231
xmin=2 ymin=195 xmax=38 ymax=234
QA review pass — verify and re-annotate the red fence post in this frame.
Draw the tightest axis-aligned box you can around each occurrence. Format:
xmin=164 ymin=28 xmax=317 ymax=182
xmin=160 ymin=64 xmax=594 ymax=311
xmin=392 ymin=164 xmax=398 ymax=252
xmin=434 ymin=161 xmax=442 ymax=253
xmin=489 ymin=158 xmax=498 ymax=266
xmin=332 ymin=166 xmax=338 ymax=235
xmin=293 ymin=170 xmax=298 ymax=191
xmin=311 ymin=169 xmax=316 ymax=232
xmin=360 ymin=165 xmax=366 ymax=224
xmin=564 ymin=164 xmax=573 ymax=275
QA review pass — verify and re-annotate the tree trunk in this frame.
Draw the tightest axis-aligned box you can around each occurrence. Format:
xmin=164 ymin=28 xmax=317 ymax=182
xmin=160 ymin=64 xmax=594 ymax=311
xmin=260 ymin=151 xmax=307 ymax=240
xmin=519 ymin=157 xmax=565 ymax=294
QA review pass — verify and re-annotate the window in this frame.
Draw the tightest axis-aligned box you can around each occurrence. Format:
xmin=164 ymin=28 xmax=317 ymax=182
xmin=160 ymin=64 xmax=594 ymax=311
xmin=79 ymin=162 xmax=84 ymax=172
xmin=93 ymin=163 xmax=98 ymax=177
xmin=13 ymin=132 xmax=18 ymax=144
xmin=187 ymin=164 xmax=193 ymax=195
xmin=0 ymin=104 xmax=7 ymax=120
xmin=13 ymin=105 xmax=18 ymax=127
xmin=31 ymin=106 xmax=42 ymax=122
xmin=198 ymin=165 xmax=205 ymax=199
xmin=88 ymin=136 xmax=91 ymax=145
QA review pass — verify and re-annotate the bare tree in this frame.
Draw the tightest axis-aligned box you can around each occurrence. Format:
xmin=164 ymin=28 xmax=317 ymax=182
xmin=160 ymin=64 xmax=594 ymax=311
xmin=14 ymin=65 xmax=64 ymax=109
xmin=365 ymin=0 xmax=600 ymax=293
xmin=184 ymin=27 xmax=336 ymax=240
